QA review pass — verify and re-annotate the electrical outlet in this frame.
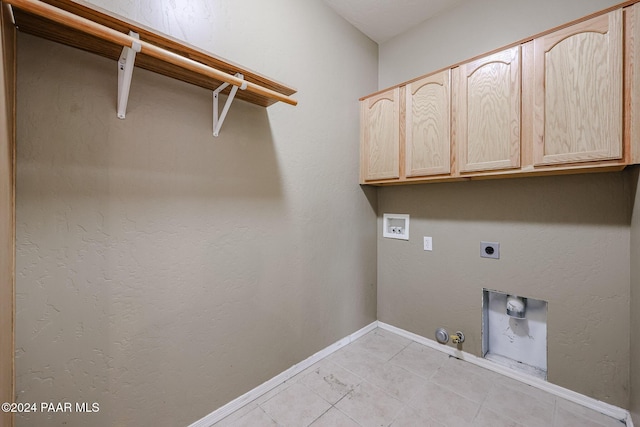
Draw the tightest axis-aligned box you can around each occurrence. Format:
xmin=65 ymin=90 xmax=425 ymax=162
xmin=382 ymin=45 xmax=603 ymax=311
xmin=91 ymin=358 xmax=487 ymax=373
xmin=423 ymin=236 xmax=432 ymax=251
xmin=481 ymin=241 xmax=500 ymax=259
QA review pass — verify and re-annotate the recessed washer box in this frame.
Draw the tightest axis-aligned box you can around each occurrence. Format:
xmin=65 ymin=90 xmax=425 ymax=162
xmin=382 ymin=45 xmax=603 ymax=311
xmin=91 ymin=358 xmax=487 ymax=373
xmin=383 ymin=214 xmax=409 ymax=240
xmin=482 ymin=289 xmax=548 ymax=380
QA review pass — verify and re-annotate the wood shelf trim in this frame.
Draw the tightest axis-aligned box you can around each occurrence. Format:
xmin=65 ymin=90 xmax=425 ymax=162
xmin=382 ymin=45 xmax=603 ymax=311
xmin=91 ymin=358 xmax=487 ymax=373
xmin=366 ymin=163 xmax=628 ymax=186
xmin=7 ymin=0 xmax=298 ymax=108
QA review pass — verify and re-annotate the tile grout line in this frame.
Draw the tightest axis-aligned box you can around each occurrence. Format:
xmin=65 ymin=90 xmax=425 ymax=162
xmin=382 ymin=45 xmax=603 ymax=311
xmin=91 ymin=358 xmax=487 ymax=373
xmin=306 ymin=404 xmax=332 ymax=427
xmin=551 ymin=397 xmax=558 ymax=426
xmin=260 ymin=406 xmax=279 ymax=427
xmin=329 ymin=390 xmax=358 ymax=426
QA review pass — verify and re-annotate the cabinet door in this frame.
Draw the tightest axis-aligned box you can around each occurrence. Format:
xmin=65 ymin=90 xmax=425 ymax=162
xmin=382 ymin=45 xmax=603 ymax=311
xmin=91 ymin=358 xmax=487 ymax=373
xmin=360 ymin=87 xmax=400 ymax=181
xmin=457 ymin=46 xmax=521 ymax=173
xmin=533 ymin=10 xmax=622 ymax=166
xmin=406 ymin=70 xmax=451 ymax=177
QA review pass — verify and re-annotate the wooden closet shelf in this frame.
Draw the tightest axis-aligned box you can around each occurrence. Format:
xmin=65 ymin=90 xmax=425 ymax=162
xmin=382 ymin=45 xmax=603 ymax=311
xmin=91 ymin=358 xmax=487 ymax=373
xmin=8 ymin=0 xmax=297 ymax=108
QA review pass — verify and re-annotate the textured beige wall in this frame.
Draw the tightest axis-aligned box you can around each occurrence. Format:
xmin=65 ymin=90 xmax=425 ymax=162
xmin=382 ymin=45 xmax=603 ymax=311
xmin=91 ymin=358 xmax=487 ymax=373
xmin=631 ymin=167 xmax=640 ymax=423
xmin=377 ymin=0 xmax=633 ymax=408
xmin=14 ymin=1 xmax=378 ymax=425
xmin=377 ymin=175 xmax=631 ymax=406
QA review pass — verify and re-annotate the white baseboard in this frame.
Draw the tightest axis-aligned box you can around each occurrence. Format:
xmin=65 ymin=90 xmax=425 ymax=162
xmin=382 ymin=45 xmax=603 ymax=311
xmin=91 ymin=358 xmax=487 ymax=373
xmin=189 ymin=320 xmax=633 ymax=427
xmin=377 ymin=321 xmax=631 ymax=424
xmin=187 ymin=321 xmax=378 ymax=427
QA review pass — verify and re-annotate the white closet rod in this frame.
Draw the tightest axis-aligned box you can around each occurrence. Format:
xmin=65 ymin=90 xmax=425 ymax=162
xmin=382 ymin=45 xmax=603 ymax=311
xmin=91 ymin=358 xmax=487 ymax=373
xmin=6 ymin=0 xmax=298 ymax=106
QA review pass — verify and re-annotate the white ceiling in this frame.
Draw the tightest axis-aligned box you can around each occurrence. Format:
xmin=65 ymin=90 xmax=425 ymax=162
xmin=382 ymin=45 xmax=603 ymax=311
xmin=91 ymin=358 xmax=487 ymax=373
xmin=323 ymin=0 xmax=467 ymax=44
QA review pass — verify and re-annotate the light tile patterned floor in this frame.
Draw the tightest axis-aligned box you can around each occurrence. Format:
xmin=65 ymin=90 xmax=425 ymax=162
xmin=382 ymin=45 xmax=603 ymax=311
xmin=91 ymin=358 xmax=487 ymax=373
xmin=214 ymin=328 xmax=626 ymax=427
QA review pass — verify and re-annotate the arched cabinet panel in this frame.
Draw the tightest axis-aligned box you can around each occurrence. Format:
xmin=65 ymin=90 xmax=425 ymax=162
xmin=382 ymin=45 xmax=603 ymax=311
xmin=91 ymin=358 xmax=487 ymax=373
xmin=456 ymin=46 xmax=521 ymax=173
xmin=406 ymin=70 xmax=451 ymax=177
xmin=360 ymin=88 xmax=400 ymax=181
xmin=532 ymin=10 xmax=622 ymax=166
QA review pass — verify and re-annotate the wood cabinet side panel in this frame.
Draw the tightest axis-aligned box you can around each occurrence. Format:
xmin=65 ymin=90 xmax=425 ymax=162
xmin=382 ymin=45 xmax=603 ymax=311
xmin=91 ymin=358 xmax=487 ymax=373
xmin=359 ymin=101 xmax=366 ymax=183
xmin=521 ymin=41 xmax=535 ymax=170
xmin=399 ymin=85 xmax=406 ymax=179
xmin=628 ymin=3 xmax=640 ymax=164
xmin=450 ymin=67 xmax=460 ymax=177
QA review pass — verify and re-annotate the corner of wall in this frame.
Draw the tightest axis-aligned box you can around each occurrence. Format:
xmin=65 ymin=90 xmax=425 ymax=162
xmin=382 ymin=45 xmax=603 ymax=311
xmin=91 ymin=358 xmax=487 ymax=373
xmin=628 ymin=167 xmax=639 ymax=422
xmin=0 ymin=2 xmax=16 ymax=427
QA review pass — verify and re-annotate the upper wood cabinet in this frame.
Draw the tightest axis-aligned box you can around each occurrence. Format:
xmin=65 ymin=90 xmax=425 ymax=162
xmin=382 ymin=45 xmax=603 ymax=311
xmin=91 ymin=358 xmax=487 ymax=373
xmin=360 ymin=87 xmax=400 ymax=181
xmin=456 ymin=46 xmax=521 ymax=173
xmin=532 ymin=9 xmax=623 ymax=166
xmin=359 ymin=3 xmax=639 ymax=186
xmin=405 ymin=70 xmax=451 ymax=177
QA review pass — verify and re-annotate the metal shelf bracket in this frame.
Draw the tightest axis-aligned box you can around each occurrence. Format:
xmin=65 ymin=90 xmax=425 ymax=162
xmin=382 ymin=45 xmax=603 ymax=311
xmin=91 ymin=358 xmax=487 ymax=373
xmin=213 ymin=73 xmax=247 ymax=137
xmin=117 ymin=31 xmax=141 ymax=119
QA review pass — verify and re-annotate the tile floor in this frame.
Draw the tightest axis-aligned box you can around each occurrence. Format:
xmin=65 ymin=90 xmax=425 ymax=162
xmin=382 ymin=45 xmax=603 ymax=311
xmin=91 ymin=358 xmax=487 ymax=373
xmin=213 ymin=328 xmax=626 ymax=427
